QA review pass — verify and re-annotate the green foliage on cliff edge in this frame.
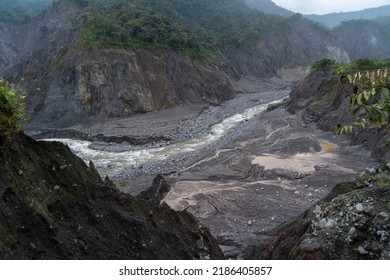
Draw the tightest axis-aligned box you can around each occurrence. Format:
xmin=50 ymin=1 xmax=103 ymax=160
xmin=0 ymin=79 xmax=26 ymax=148
xmin=311 ymin=58 xmax=390 ymax=74
xmin=81 ymin=2 xmax=207 ymax=58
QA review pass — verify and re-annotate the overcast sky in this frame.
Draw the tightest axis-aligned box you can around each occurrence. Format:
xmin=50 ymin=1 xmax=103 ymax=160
xmin=272 ymin=0 xmax=390 ymax=15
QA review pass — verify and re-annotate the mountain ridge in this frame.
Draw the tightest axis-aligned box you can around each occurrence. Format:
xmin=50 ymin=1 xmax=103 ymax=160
xmin=1 ymin=0 xmax=390 ymax=129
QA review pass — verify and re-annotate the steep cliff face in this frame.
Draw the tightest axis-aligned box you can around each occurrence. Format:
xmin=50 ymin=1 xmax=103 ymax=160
xmin=223 ymin=17 xmax=349 ymax=81
xmin=24 ymin=45 xmax=234 ymax=128
xmin=1 ymin=0 xmax=83 ymax=79
xmin=334 ymin=20 xmax=390 ymax=60
xmin=0 ymin=133 xmax=223 ymax=259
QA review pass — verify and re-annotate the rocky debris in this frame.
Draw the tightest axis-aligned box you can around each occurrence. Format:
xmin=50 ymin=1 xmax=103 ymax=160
xmin=219 ymin=245 xmax=242 ymax=259
xmin=0 ymin=133 xmax=223 ymax=259
xmin=245 ymin=166 xmax=390 ymax=259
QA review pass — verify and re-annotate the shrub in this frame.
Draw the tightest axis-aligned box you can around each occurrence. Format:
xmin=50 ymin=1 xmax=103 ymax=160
xmin=311 ymin=58 xmax=337 ymax=72
xmin=0 ymin=78 xmax=27 ymax=148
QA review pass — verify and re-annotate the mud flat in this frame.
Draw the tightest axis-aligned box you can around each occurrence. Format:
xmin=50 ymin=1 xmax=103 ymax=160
xmin=162 ymin=107 xmax=376 ymax=255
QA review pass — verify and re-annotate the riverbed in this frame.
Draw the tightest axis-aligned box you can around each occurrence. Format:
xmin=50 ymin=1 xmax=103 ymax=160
xmin=40 ymin=88 xmax=377 ymax=256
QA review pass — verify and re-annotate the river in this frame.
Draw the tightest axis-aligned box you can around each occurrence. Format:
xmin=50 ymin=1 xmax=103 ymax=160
xmin=41 ymin=94 xmax=287 ymax=176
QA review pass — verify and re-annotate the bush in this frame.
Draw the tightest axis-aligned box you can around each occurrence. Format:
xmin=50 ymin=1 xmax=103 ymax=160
xmin=311 ymin=58 xmax=337 ymax=72
xmin=0 ymin=79 xmax=27 ymax=147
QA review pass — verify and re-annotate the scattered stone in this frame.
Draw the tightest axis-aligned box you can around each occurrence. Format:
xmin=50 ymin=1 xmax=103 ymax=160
xmin=294 ymin=190 xmax=300 ymax=196
xmin=377 ymin=212 xmax=389 ymax=220
xmin=325 ymin=219 xmax=337 ymax=229
xmin=356 ymin=203 xmax=365 ymax=213
xmin=364 ymin=206 xmax=376 ymax=216
xmin=348 ymin=227 xmax=357 ymax=239
xmin=357 ymin=246 xmax=369 ymax=255
xmin=196 ymin=238 xmax=204 ymax=249
xmin=313 ymin=205 xmax=322 ymax=220
xmin=247 ymin=220 xmax=253 ymax=226
xmin=30 ymin=242 xmax=37 ymax=249
xmin=18 ymin=170 xmax=23 ymax=176
xmin=59 ymin=165 xmax=67 ymax=170
xmin=319 ymin=218 xmax=327 ymax=229
xmin=368 ymin=168 xmax=377 ymax=175
xmin=53 ymin=185 xmax=60 ymax=191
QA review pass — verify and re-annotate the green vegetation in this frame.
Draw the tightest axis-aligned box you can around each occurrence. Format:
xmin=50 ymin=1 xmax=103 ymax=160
xmin=82 ymin=2 xmax=206 ymax=58
xmin=343 ymin=68 xmax=389 ymax=131
xmin=80 ymin=0 xmax=285 ymax=57
xmin=0 ymin=0 xmax=54 ymax=22
xmin=311 ymin=58 xmax=390 ymax=74
xmin=311 ymin=58 xmax=338 ymax=72
xmin=0 ymin=79 xmax=26 ymax=148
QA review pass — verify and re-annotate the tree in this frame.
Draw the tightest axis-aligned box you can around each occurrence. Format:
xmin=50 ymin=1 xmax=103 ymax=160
xmin=336 ymin=68 xmax=390 ymax=134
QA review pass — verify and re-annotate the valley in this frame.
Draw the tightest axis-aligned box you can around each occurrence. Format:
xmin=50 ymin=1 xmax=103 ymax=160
xmin=37 ymin=83 xmax=376 ymax=257
xmin=0 ymin=0 xmax=389 ymax=260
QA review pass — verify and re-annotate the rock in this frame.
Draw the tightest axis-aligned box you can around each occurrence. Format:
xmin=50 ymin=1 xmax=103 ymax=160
xmin=356 ymin=203 xmax=365 ymax=213
xmin=319 ymin=218 xmax=327 ymax=229
xmin=53 ymin=185 xmax=60 ymax=191
xmin=357 ymin=246 xmax=369 ymax=255
xmin=18 ymin=170 xmax=23 ymax=176
xmin=313 ymin=205 xmax=322 ymax=220
xmin=219 ymin=245 xmax=242 ymax=259
xmin=348 ymin=227 xmax=357 ymax=239
xmin=368 ymin=168 xmax=377 ymax=175
xmin=247 ymin=220 xmax=253 ymax=226
xmin=378 ymin=212 xmax=389 ymax=220
xmin=364 ymin=206 xmax=376 ymax=216
xmin=325 ymin=219 xmax=337 ymax=229
xmin=196 ymin=238 xmax=204 ymax=249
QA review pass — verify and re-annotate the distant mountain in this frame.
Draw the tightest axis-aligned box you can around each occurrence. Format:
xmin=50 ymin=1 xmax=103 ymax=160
xmin=245 ymin=0 xmax=293 ymax=17
xmin=0 ymin=0 xmax=54 ymax=22
xmin=305 ymin=5 xmax=390 ymax=28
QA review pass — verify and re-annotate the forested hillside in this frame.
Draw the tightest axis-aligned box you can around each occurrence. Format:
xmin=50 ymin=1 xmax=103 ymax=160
xmin=245 ymin=0 xmax=293 ymax=17
xmin=81 ymin=0 xmax=284 ymax=56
